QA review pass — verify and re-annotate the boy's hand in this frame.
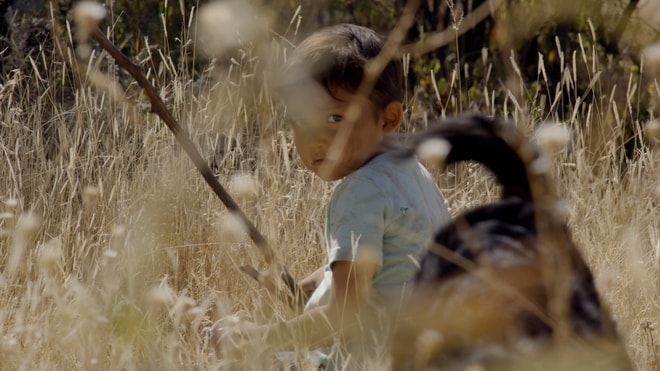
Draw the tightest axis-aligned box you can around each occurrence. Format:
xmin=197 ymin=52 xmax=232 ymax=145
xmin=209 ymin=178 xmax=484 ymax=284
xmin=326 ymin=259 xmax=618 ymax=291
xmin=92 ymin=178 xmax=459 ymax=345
xmin=300 ymin=265 xmax=325 ymax=300
xmin=205 ymin=315 xmax=258 ymax=357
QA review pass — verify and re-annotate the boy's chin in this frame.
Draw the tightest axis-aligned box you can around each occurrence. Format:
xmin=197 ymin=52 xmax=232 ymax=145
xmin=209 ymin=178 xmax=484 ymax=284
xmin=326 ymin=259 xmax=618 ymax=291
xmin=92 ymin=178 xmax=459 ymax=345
xmin=315 ymin=164 xmax=348 ymax=181
xmin=315 ymin=171 xmax=343 ymax=182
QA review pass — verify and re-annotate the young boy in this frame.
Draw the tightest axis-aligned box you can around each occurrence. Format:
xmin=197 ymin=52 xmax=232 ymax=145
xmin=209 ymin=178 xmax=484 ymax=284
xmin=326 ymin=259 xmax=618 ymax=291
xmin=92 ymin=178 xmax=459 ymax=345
xmin=209 ymin=24 xmax=451 ymax=370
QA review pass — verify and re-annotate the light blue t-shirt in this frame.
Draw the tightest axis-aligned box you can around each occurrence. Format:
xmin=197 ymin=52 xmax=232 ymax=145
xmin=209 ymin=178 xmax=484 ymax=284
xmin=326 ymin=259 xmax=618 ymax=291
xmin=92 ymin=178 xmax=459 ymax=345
xmin=303 ymin=151 xmax=451 ymax=369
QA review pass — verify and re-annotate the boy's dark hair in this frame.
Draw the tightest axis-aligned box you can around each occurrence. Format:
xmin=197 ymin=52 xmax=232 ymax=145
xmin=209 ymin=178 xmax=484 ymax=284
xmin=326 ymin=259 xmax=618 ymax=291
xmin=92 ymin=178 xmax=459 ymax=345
xmin=282 ymin=24 xmax=403 ymax=109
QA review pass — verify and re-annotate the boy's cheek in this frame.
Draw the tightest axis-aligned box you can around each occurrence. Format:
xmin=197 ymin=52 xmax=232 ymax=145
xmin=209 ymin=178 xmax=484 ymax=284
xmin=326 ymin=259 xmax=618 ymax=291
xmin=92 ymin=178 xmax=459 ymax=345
xmin=292 ymin=129 xmax=312 ymax=150
xmin=291 ymin=136 xmax=312 ymax=166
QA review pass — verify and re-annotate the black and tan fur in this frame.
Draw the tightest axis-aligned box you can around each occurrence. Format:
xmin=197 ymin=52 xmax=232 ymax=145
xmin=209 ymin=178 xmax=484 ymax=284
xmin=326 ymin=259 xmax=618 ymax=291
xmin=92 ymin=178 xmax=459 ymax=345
xmin=389 ymin=114 xmax=630 ymax=370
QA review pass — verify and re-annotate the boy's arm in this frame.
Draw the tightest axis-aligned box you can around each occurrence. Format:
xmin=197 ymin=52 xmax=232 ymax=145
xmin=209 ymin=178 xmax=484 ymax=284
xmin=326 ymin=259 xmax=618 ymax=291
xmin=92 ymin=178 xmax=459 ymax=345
xmin=262 ymin=259 xmax=378 ymax=348
xmin=299 ymin=265 xmax=326 ymax=299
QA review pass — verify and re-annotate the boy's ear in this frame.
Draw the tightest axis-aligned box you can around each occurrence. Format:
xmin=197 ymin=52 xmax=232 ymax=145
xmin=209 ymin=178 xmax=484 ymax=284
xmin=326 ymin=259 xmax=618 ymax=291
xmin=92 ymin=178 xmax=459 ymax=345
xmin=382 ymin=101 xmax=402 ymax=133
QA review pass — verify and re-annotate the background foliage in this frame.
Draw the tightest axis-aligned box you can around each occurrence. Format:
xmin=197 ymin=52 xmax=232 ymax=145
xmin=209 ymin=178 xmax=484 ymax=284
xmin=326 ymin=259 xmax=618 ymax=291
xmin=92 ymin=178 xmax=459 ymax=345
xmin=2 ymin=0 xmax=659 ymax=149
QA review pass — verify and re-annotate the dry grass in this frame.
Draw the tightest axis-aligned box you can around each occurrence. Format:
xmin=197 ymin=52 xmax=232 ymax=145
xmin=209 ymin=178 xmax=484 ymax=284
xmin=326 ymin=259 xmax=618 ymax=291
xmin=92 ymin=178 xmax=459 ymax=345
xmin=0 ymin=2 xmax=658 ymax=370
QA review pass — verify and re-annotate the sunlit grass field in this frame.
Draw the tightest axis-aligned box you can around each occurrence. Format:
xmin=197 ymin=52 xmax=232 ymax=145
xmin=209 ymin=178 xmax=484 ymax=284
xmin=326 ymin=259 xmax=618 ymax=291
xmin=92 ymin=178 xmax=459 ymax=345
xmin=0 ymin=2 xmax=658 ymax=370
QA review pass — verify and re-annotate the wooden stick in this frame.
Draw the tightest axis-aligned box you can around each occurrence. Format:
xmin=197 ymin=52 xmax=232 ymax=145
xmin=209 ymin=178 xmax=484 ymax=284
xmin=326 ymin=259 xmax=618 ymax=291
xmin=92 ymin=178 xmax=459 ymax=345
xmin=89 ymin=26 xmax=306 ymax=308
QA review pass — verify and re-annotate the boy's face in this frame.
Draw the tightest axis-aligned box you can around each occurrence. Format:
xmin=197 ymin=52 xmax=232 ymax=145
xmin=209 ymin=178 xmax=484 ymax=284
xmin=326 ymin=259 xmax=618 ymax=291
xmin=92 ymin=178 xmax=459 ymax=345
xmin=288 ymin=87 xmax=400 ymax=181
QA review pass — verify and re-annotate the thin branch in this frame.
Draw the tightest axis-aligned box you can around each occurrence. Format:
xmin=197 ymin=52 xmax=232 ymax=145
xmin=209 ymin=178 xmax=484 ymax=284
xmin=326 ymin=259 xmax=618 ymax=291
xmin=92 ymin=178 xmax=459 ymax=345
xmin=89 ymin=26 xmax=306 ymax=309
xmin=399 ymin=0 xmax=505 ymax=57
xmin=606 ymin=0 xmax=640 ymax=54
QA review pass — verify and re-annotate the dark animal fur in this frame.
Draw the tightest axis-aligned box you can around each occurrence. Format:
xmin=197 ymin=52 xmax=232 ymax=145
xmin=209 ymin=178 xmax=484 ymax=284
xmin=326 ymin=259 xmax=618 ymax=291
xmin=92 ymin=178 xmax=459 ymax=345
xmin=389 ymin=114 xmax=630 ymax=370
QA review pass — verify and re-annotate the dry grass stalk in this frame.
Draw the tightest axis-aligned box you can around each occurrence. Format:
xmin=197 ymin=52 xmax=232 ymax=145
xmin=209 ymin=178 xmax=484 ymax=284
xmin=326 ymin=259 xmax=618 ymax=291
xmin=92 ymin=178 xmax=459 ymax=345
xmin=70 ymin=3 xmax=305 ymax=310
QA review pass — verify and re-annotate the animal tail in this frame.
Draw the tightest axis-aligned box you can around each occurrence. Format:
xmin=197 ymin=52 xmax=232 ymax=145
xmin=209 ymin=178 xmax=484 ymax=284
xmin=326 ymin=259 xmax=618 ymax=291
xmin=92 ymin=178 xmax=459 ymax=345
xmin=390 ymin=113 xmax=545 ymax=203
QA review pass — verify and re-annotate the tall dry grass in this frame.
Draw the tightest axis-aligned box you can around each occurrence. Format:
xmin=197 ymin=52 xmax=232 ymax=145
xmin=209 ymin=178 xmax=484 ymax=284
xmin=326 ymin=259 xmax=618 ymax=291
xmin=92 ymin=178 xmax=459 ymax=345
xmin=0 ymin=1 xmax=658 ymax=370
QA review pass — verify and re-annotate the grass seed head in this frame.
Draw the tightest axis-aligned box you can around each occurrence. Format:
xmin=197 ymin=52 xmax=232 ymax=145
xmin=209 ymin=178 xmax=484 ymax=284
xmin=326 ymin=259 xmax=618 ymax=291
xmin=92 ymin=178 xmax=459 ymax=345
xmin=147 ymin=285 xmax=175 ymax=307
xmin=169 ymin=296 xmax=200 ymax=328
xmin=416 ymin=138 xmax=451 ymax=165
xmin=0 ymin=201 xmax=16 ymax=236
xmin=82 ymin=185 xmax=100 ymax=208
xmin=7 ymin=212 xmax=41 ymax=276
xmin=37 ymin=238 xmax=63 ymax=275
xmin=535 ymin=121 xmax=571 ymax=155
xmin=645 ymin=120 xmax=660 ymax=142
xmin=3 ymin=198 xmax=19 ymax=213
xmin=229 ymin=173 xmax=259 ymax=200
xmin=197 ymin=0 xmax=265 ymax=57
xmin=14 ymin=212 xmax=41 ymax=239
xmin=554 ymin=199 xmax=573 ymax=221
xmin=72 ymin=2 xmax=106 ymax=58
xmin=0 ymin=212 xmax=14 ymax=230
xmin=102 ymin=249 xmax=118 ymax=261
xmin=215 ymin=212 xmax=248 ymax=243
xmin=642 ymin=42 xmax=660 ymax=76
xmin=110 ymin=224 xmax=127 ymax=251
xmin=530 ymin=156 xmax=551 ymax=174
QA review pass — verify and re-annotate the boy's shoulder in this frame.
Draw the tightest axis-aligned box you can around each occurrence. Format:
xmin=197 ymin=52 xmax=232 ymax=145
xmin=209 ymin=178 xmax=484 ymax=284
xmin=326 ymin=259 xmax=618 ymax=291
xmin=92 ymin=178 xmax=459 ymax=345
xmin=334 ymin=152 xmax=432 ymax=200
xmin=348 ymin=152 xmax=433 ymax=186
xmin=351 ymin=152 xmax=417 ymax=180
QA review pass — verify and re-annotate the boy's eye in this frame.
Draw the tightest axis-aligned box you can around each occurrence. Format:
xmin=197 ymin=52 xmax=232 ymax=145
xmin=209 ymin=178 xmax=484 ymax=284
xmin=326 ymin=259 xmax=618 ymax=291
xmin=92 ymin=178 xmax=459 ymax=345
xmin=327 ymin=114 xmax=343 ymax=123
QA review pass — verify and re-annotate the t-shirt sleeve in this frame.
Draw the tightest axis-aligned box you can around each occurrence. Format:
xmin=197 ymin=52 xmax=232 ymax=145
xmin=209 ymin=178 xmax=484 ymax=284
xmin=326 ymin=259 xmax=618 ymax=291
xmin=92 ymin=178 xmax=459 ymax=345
xmin=326 ymin=177 xmax=387 ymax=267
